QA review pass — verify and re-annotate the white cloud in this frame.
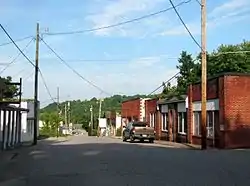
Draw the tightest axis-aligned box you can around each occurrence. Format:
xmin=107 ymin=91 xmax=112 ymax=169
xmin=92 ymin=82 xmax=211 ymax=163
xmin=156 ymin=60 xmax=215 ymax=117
xmin=85 ymin=0 xmax=166 ymax=37
xmin=160 ymin=0 xmax=250 ymax=36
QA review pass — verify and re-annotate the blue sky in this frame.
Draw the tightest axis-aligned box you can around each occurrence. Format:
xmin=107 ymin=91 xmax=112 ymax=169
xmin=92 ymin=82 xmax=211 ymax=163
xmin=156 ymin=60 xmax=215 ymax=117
xmin=0 ymin=0 xmax=250 ymax=107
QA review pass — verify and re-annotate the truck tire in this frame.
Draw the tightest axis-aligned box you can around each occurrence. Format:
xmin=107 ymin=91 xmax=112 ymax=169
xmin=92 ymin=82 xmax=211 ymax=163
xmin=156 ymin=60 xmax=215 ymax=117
xmin=149 ymin=139 xmax=154 ymax=143
xmin=122 ymin=135 xmax=127 ymax=142
xmin=130 ymin=135 xmax=135 ymax=142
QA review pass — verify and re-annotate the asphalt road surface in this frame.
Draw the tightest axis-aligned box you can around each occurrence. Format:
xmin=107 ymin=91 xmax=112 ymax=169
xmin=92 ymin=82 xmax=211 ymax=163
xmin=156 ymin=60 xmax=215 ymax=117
xmin=1 ymin=136 xmax=250 ymax=186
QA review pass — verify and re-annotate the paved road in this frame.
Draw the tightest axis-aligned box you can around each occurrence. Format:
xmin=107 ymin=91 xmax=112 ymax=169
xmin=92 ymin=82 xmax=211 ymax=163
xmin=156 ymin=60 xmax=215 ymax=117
xmin=1 ymin=136 xmax=250 ymax=186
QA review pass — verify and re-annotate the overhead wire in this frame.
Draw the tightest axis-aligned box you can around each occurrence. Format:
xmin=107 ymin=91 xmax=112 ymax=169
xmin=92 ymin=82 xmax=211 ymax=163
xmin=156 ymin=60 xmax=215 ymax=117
xmin=0 ymin=35 xmax=33 ymax=47
xmin=148 ymin=72 xmax=180 ymax=96
xmin=40 ymin=38 xmax=112 ymax=96
xmin=39 ymin=70 xmax=57 ymax=104
xmin=0 ymin=38 xmax=34 ymax=75
xmin=0 ymin=24 xmax=56 ymax=104
xmin=0 ymin=24 xmax=36 ymax=68
xmin=169 ymin=0 xmax=202 ymax=49
xmin=44 ymin=0 xmax=192 ymax=36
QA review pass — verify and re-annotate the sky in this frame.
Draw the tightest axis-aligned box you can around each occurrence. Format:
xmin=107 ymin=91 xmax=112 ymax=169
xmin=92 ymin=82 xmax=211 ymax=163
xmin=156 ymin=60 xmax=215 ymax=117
xmin=0 ymin=0 xmax=250 ymax=107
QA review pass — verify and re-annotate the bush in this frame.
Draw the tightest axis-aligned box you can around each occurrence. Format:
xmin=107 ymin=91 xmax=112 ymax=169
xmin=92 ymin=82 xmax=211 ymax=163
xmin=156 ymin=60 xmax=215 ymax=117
xmin=116 ymin=127 xmax=122 ymax=136
xmin=88 ymin=127 xmax=97 ymax=136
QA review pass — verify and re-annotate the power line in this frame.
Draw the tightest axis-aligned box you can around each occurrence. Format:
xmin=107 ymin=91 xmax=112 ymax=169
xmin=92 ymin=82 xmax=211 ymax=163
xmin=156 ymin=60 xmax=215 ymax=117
xmin=39 ymin=69 xmax=57 ymax=104
xmin=0 ymin=38 xmax=34 ymax=75
xmin=148 ymin=72 xmax=180 ymax=95
xmin=195 ymin=0 xmax=201 ymax=6
xmin=169 ymin=0 xmax=202 ymax=49
xmin=44 ymin=0 xmax=191 ymax=36
xmin=0 ymin=24 xmax=36 ymax=68
xmin=0 ymin=24 xmax=57 ymax=108
xmin=39 ymin=56 xmax=179 ymax=63
xmin=0 ymin=35 xmax=33 ymax=47
xmin=40 ymin=38 xmax=112 ymax=96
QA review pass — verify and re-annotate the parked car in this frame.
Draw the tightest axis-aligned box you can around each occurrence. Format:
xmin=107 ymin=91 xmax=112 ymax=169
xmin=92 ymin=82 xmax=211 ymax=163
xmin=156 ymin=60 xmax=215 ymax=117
xmin=122 ymin=121 xmax=155 ymax=143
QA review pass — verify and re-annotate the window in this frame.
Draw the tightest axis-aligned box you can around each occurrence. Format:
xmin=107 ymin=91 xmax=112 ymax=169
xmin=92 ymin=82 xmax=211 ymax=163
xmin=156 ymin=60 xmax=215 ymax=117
xmin=162 ymin=113 xmax=168 ymax=131
xmin=207 ymin=111 xmax=215 ymax=138
xmin=193 ymin=112 xmax=201 ymax=136
xmin=149 ymin=113 xmax=155 ymax=127
xmin=178 ymin=112 xmax=187 ymax=134
xmin=193 ymin=111 xmax=217 ymax=137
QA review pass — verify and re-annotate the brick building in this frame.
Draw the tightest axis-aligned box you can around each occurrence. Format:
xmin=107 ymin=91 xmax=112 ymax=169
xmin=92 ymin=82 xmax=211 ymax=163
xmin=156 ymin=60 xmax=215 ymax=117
xmin=145 ymin=98 xmax=158 ymax=127
xmin=154 ymin=73 xmax=250 ymax=149
xmin=121 ymin=97 xmax=150 ymax=124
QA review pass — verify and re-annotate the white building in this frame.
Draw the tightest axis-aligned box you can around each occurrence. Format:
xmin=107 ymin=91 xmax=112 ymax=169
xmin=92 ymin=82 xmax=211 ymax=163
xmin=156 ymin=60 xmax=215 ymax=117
xmin=0 ymin=101 xmax=40 ymax=144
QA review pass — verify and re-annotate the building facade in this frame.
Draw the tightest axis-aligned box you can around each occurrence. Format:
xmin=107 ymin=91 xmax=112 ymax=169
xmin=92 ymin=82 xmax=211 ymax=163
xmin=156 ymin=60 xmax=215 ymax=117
xmin=121 ymin=98 xmax=150 ymax=123
xmin=154 ymin=73 xmax=250 ymax=149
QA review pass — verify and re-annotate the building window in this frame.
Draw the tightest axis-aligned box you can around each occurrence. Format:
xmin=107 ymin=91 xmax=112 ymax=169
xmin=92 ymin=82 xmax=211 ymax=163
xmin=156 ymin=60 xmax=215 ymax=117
xmin=149 ymin=113 xmax=155 ymax=127
xmin=193 ymin=111 xmax=217 ymax=137
xmin=162 ymin=113 xmax=168 ymax=131
xmin=178 ymin=112 xmax=187 ymax=134
xmin=193 ymin=112 xmax=201 ymax=136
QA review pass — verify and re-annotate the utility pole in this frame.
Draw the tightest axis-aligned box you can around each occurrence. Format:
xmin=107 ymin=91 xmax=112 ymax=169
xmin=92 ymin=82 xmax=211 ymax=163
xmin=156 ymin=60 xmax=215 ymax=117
xmin=98 ymin=99 xmax=103 ymax=137
xmin=98 ymin=99 xmax=103 ymax=119
xmin=56 ymin=87 xmax=60 ymax=138
xmin=90 ymin=105 xmax=93 ymax=130
xmin=201 ymin=0 xmax=207 ymax=150
xmin=33 ymin=23 xmax=39 ymax=145
xmin=68 ymin=101 xmax=71 ymax=125
xmin=64 ymin=103 xmax=67 ymax=126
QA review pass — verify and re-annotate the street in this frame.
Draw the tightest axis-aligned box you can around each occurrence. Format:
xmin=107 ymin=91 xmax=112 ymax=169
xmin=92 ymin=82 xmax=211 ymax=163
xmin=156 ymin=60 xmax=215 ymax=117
xmin=0 ymin=136 xmax=250 ymax=186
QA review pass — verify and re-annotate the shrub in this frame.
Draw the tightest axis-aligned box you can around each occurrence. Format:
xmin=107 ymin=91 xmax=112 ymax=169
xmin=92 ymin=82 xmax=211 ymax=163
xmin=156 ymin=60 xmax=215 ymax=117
xmin=116 ymin=127 xmax=122 ymax=136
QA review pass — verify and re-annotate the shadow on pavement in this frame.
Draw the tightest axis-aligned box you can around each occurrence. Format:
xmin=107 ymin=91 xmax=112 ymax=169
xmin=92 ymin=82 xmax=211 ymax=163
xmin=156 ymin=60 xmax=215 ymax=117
xmin=0 ymin=136 xmax=250 ymax=186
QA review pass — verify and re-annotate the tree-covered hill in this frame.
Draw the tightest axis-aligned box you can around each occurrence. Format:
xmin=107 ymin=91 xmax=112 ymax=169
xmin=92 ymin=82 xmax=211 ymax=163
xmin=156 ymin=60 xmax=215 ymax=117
xmin=40 ymin=94 xmax=156 ymax=128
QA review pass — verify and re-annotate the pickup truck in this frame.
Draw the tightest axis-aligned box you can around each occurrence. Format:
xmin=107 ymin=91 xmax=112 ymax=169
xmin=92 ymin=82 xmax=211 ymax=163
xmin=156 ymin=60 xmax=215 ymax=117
xmin=122 ymin=121 xmax=155 ymax=143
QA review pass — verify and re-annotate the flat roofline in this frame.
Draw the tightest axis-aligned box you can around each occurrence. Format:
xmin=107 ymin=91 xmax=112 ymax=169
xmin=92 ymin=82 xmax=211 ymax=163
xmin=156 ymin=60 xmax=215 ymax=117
xmin=157 ymin=95 xmax=187 ymax=105
xmin=193 ymin=72 xmax=250 ymax=85
xmin=122 ymin=97 xmax=152 ymax=103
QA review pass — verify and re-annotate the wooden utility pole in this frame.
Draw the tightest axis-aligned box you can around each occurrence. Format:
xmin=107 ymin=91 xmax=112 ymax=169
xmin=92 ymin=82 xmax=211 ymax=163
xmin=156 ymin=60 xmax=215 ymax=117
xmin=97 ymin=99 xmax=103 ymax=137
xmin=90 ymin=105 xmax=93 ymax=130
xmin=64 ymin=103 xmax=67 ymax=126
xmin=33 ymin=23 xmax=39 ymax=145
xmin=68 ymin=101 xmax=71 ymax=125
xmin=201 ymin=0 xmax=207 ymax=150
xmin=56 ymin=87 xmax=60 ymax=138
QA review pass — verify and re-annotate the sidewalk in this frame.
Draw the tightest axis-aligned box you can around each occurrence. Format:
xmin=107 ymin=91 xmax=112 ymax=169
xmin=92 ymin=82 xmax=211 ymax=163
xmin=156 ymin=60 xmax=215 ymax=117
xmin=109 ymin=136 xmax=200 ymax=149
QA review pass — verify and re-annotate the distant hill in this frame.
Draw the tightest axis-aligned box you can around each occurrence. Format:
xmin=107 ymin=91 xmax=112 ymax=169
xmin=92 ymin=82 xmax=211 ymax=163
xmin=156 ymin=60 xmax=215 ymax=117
xmin=40 ymin=94 xmax=156 ymax=128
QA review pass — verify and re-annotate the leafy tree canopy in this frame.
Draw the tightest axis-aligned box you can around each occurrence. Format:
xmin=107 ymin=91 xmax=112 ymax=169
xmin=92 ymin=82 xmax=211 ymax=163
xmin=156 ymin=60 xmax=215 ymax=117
xmin=0 ymin=76 xmax=19 ymax=100
xmin=161 ymin=40 xmax=250 ymax=96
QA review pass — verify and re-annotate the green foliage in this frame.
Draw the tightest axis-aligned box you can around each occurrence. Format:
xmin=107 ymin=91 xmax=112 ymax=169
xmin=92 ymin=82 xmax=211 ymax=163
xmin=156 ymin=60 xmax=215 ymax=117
xmin=88 ymin=127 xmax=97 ymax=136
xmin=39 ymin=112 xmax=62 ymax=137
xmin=40 ymin=94 xmax=156 ymax=128
xmin=116 ymin=127 xmax=122 ymax=136
xmin=160 ymin=82 xmax=178 ymax=99
xmin=0 ymin=76 xmax=19 ymax=99
xmin=162 ymin=40 xmax=250 ymax=97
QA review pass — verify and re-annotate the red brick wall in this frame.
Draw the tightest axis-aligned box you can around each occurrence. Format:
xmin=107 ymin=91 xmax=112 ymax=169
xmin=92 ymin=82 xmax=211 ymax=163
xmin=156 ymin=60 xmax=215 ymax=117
xmin=155 ymin=110 xmax=162 ymax=140
xmin=187 ymin=85 xmax=193 ymax=143
xmin=223 ymin=75 xmax=250 ymax=148
xmin=121 ymin=99 xmax=141 ymax=121
xmin=192 ymin=78 xmax=219 ymax=101
xmin=145 ymin=98 xmax=158 ymax=124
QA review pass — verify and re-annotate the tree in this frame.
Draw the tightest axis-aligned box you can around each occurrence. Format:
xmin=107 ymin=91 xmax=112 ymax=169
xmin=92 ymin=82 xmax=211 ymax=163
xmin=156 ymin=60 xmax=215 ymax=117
xmin=176 ymin=51 xmax=199 ymax=95
xmin=40 ymin=94 xmax=156 ymax=129
xmin=0 ymin=76 xmax=19 ymax=99
xmin=40 ymin=112 xmax=62 ymax=137
xmin=207 ymin=40 xmax=250 ymax=75
xmin=160 ymin=82 xmax=177 ymax=99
